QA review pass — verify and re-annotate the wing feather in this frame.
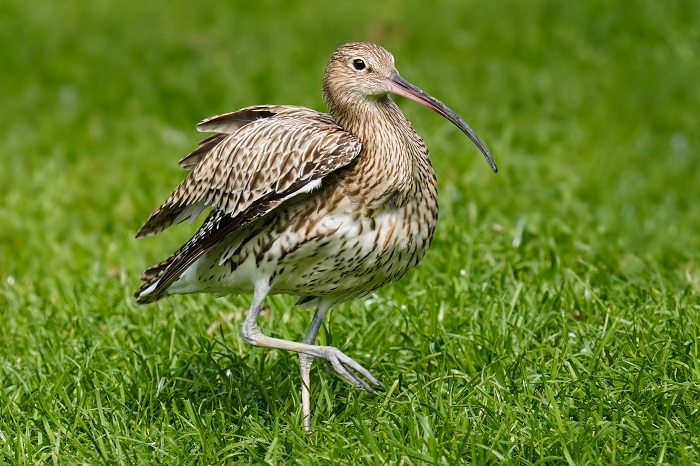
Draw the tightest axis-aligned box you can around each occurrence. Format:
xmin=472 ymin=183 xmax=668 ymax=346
xmin=177 ymin=105 xmax=334 ymax=169
xmin=178 ymin=133 xmax=227 ymax=170
xmin=136 ymin=105 xmax=361 ymax=238
xmin=134 ymin=182 xmax=306 ymax=303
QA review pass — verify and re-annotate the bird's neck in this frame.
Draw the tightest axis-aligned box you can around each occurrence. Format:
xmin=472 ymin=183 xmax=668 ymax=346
xmin=329 ymin=95 xmax=408 ymax=140
xmin=328 ymin=96 xmax=435 ymax=211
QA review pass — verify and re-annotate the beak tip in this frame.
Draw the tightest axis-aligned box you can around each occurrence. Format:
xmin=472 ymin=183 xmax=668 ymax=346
xmin=479 ymin=147 xmax=498 ymax=173
xmin=488 ymin=157 xmax=498 ymax=173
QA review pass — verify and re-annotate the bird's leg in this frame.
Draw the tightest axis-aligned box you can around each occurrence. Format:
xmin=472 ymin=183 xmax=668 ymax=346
xmin=240 ymin=283 xmax=383 ymax=407
xmin=299 ymin=304 xmax=329 ymax=431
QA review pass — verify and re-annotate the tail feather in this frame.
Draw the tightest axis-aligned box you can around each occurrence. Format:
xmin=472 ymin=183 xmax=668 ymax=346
xmin=133 ymin=281 xmax=162 ymax=304
xmin=134 ymin=245 xmax=186 ymax=304
xmin=134 ymin=175 xmax=314 ymax=305
xmin=134 ymin=208 xmax=243 ymax=305
xmin=139 ymin=257 xmax=174 ymax=282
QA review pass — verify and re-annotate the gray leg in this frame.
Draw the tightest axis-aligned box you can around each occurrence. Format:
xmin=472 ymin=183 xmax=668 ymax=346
xmin=240 ymin=283 xmax=383 ymax=429
xmin=299 ymin=303 xmax=329 ymax=431
xmin=240 ymin=281 xmax=270 ymax=345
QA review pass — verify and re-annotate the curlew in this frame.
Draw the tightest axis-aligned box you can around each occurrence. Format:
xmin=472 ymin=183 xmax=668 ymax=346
xmin=134 ymin=42 xmax=497 ymax=430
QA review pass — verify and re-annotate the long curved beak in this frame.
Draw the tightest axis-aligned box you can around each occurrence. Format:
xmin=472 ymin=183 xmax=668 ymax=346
xmin=387 ymin=72 xmax=498 ymax=173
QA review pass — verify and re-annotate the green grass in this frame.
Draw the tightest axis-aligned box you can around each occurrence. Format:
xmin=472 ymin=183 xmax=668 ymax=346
xmin=2 ymin=0 xmax=700 ymax=464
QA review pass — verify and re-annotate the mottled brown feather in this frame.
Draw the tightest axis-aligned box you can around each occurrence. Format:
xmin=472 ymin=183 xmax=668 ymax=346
xmin=135 ymin=105 xmax=362 ymax=238
xmin=178 ymin=106 xmax=292 ymax=169
xmin=179 ymin=133 xmax=227 ymax=170
xmin=135 ymin=178 xmax=310 ymax=303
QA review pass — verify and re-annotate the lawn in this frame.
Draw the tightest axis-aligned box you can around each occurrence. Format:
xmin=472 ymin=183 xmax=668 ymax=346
xmin=2 ymin=0 xmax=700 ymax=464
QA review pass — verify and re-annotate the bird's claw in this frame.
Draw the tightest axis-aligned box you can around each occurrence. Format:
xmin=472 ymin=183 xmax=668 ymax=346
xmin=318 ymin=346 xmax=383 ymax=392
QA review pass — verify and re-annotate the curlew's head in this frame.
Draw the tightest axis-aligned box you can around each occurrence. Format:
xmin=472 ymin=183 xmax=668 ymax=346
xmin=323 ymin=42 xmax=497 ymax=173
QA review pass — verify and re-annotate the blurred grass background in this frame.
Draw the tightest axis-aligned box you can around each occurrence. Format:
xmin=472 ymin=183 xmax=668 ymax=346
xmin=1 ymin=0 xmax=699 ymax=464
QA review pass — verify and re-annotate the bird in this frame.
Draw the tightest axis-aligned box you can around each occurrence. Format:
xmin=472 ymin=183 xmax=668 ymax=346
xmin=134 ymin=42 xmax=497 ymax=431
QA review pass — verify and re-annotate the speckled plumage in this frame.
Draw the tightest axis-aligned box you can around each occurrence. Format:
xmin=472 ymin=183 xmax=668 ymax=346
xmin=134 ymin=42 xmax=496 ymax=430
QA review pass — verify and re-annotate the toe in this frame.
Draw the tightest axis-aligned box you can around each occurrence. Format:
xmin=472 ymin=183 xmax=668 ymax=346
xmin=319 ymin=346 xmax=381 ymax=393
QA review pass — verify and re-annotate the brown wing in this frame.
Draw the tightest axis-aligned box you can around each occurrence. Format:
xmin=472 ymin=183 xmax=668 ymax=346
xmin=135 ymin=105 xmax=360 ymax=238
xmin=177 ymin=105 xmax=330 ymax=169
xmin=133 ymin=105 xmax=361 ymax=303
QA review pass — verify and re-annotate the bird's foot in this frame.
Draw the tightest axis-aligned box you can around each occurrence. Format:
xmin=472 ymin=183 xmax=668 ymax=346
xmin=317 ymin=346 xmax=383 ymax=392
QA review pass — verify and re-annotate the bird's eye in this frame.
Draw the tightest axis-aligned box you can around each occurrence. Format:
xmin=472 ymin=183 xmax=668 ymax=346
xmin=352 ymin=59 xmax=366 ymax=71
